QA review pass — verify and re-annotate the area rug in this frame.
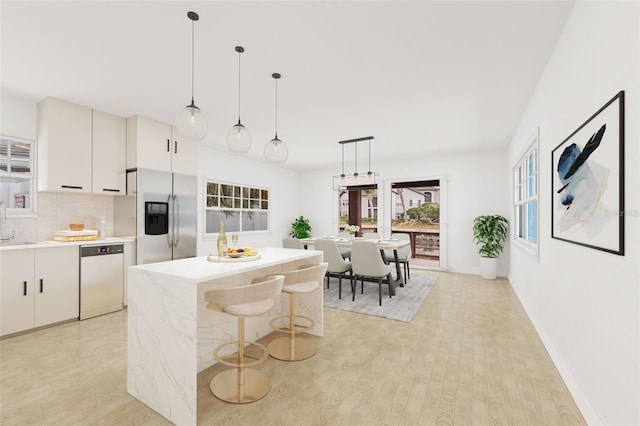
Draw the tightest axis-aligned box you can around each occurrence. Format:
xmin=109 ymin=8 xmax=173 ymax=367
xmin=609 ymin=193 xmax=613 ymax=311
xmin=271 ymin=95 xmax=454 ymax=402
xmin=322 ymin=274 xmax=437 ymax=322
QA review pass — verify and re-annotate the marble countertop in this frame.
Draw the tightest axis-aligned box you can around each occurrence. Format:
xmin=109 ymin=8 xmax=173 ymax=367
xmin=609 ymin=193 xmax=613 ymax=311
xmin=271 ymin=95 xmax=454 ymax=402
xmin=0 ymin=236 xmax=136 ymax=251
xmin=130 ymin=247 xmax=321 ymax=283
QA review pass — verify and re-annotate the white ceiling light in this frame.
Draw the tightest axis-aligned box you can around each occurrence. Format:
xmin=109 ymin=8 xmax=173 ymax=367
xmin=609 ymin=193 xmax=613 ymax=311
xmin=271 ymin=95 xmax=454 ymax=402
xmin=264 ymin=73 xmax=288 ymax=163
xmin=226 ymin=46 xmax=251 ymax=153
xmin=333 ymin=136 xmax=378 ymax=190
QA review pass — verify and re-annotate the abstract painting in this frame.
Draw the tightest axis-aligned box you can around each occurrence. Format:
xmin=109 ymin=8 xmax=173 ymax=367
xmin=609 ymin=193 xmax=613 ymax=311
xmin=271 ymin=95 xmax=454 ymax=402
xmin=552 ymin=91 xmax=625 ymax=255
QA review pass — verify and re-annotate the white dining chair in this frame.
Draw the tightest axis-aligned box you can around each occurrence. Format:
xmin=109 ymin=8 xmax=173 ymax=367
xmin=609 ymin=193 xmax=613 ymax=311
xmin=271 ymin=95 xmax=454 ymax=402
xmin=282 ymin=237 xmax=305 ymax=249
xmin=363 ymin=232 xmax=379 ymax=240
xmin=351 ymin=240 xmax=393 ymax=306
xmin=383 ymin=233 xmax=411 ymax=282
xmin=314 ymin=238 xmax=353 ymax=298
xmin=335 ymin=232 xmax=351 ymax=259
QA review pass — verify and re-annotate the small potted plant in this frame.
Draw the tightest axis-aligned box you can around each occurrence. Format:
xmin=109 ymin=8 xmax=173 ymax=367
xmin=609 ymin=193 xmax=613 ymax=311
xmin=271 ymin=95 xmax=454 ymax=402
xmin=290 ymin=216 xmax=312 ymax=239
xmin=472 ymin=215 xmax=508 ymax=280
xmin=344 ymin=224 xmax=360 ymax=239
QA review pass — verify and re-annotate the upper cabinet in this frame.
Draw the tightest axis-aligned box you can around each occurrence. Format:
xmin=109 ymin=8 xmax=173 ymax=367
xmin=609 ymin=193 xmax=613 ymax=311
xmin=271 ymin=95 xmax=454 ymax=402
xmin=92 ymin=110 xmax=126 ymax=194
xmin=38 ymin=97 xmax=92 ymax=192
xmin=126 ymin=115 xmax=196 ymax=176
xmin=37 ymin=97 xmax=125 ymax=195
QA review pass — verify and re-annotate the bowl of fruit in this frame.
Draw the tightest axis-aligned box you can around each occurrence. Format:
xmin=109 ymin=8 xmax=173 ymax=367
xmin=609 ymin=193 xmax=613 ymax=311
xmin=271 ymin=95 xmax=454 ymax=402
xmin=226 ymin=248 xmax=244 ymax=258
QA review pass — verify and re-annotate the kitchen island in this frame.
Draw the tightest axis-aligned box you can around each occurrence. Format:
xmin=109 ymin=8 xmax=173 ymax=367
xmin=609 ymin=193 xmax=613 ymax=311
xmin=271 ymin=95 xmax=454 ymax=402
xmin=126 ymin=247 xmax=322 ymax=426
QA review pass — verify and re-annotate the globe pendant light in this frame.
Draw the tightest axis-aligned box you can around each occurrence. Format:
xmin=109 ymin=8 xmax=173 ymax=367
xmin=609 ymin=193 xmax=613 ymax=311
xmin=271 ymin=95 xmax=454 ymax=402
xmin=264 ymin=73 xmax=288 ymax=163
xmin=177 ymin=11 xmax=207 ymax=141
xmin=227 ymin=46 xmax=252 ymax=153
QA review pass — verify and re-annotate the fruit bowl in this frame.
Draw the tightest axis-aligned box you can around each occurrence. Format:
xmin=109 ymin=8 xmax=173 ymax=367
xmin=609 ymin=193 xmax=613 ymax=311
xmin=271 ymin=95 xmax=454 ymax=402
xmin=226 ymin=252 xmax=243 ymax=258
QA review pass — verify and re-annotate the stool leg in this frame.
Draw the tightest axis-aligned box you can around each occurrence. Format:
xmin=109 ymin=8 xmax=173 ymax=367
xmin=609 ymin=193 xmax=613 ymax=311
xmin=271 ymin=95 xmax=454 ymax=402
xmin=210 ymin=316 xmax=271 ymax=403
xmin=268 ymin=293 xmax=317 ymax=361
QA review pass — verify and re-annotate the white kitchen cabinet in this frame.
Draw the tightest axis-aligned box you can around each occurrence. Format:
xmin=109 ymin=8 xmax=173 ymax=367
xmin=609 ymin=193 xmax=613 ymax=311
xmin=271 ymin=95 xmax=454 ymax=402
xmin=33 ymin=247 xmax=79 ymax=327
xmin=92 ymin=110 xmax=126 ymax=195
xmin=38 ymin=97 xmax=93 ymax=192
xmin=0 ymin=250 xmax=35 ymax=335
xmin=126 ymin=115 xmax=196 ymax=175
xmin=0 ymin=246 xmax=79 ymax=337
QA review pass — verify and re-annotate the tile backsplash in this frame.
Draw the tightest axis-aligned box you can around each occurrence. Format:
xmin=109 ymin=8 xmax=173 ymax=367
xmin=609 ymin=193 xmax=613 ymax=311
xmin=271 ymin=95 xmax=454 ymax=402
xmin=3 ymin=192 xmax=115 ymax=242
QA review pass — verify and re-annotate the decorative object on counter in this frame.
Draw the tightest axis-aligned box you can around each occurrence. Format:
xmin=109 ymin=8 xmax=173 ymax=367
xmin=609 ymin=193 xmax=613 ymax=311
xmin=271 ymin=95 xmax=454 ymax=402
xmin=205 ymin=274 xmax=285 ymax=403
xmin=289 ymin=216 xmax=311 ymax=239
xmin=264 ymin=73 xmax=288 ymax=163
xmin=69 ymin=223 xmax=84 ymax=231
xmin=472 ymin=214 xmax=508 ymax=280
xmin=54 ymin=229 xmax=98 ymax=242
xmin=217 ymin=219 xmax=227 ymax=256
xmin=333 ymin=136 xmax=378 ymax=190
xmin=268 ymin=262 xmax=328 ymax=361
xmin=344 ymin=224 xmax=359 ymax=238
xmin=227 ymin=46 xmax=252 ymax=153
xmin=176 ymin=11 xmax=207 ymax=141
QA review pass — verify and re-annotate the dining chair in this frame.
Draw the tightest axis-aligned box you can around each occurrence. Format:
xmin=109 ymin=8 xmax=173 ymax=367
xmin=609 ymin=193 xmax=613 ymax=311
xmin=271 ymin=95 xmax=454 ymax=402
xmin=335 ymin=232 xmax=351 ymax=259
xmin=363 ymin=232 xmax=379 ymax=240
xmin=351 ymin=240 xmax=393 ymax=306
xmin=282 ymin=237 xmax=305 ymax=249
xmin=314 ymin=238 xmax=353 ymax=298
xmin=383 ymin=233 xmax=411 ymax=282
xmin=204 ymin=274 xmax=284 ymax=403
xmin=268 ymin=263 xmax=328 ymax=361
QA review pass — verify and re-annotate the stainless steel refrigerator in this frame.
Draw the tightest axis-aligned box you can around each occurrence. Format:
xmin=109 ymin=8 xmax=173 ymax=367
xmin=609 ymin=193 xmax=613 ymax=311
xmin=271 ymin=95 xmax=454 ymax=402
xmin=115 ymin=168 xmax=196 ymax=264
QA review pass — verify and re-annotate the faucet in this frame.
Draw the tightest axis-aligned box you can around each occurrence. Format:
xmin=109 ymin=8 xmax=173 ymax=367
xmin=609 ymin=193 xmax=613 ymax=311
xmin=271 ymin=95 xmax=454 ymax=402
xmin=0 ymin=202 xmax=15 ymax=241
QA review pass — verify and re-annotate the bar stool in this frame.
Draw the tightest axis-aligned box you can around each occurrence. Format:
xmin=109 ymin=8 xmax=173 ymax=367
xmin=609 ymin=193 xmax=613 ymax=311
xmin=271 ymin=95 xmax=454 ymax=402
xmin=268 ymin=263 xmax=328 ymax=361
xmin=204 ymin=274 xmax=284 ymax=403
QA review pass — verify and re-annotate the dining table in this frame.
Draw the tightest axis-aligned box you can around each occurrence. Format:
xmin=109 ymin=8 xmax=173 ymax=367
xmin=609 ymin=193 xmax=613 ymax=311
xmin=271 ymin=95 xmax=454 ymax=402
xmin=300 ymin=236 xmax=411 ymax=295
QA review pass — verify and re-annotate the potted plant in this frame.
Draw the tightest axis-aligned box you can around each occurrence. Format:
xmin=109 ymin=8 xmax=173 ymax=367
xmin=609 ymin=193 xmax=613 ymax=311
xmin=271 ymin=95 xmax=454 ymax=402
xmin=472 ymin=215 xmax=508 ymax=280
xmin=290 ymin=216 xmax=312 ymax=239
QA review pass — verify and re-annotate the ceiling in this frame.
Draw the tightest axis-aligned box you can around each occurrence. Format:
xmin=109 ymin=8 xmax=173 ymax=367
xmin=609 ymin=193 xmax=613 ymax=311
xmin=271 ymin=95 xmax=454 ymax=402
xmin=1 ymin=1 xmax=574 ymax=171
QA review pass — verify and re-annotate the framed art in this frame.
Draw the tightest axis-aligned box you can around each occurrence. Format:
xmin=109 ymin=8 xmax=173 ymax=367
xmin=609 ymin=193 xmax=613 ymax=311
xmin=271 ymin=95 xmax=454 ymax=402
xmin=551 ymin=91 xmax=625 ymax=255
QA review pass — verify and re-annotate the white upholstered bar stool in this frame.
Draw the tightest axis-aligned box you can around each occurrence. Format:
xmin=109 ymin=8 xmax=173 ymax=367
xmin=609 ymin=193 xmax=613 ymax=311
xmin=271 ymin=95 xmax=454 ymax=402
xmin=268 ymin=263 xmax=328 ymax=361
xmin=204 ymin=275 xmax=284 ymax=404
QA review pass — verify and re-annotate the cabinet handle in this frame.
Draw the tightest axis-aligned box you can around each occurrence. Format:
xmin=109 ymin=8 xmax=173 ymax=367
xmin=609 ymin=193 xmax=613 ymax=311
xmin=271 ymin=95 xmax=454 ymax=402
xmin=61 ymin=185 xmax=83 ymax=190
xmin=102 ymin=188 xmax=121 ymax=193
xmin=40 ymin=279 xmax=43 ymax=293
xmin=23 ymin=281 xmax=27 ymax=296
xmin=174 ymin=140 xmax=177 ymax=154
xmin=167 ymin=139 xmax=170 ymax=152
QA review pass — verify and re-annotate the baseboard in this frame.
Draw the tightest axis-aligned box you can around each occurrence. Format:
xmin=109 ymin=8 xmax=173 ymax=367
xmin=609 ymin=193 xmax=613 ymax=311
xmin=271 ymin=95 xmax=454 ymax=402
xmin=508 ymin=273 xmax=604 ymax=426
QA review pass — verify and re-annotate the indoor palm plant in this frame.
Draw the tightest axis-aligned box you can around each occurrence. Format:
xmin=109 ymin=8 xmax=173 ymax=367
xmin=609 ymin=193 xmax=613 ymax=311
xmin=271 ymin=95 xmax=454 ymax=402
xmin=290 ymin=216 xmax=312 ymax=239
xmin=472 ymin=214 xmax=508 ymax=279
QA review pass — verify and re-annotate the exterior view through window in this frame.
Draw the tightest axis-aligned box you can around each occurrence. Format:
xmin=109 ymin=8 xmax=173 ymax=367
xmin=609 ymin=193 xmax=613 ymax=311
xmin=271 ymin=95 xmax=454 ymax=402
xmin=339 ymin=185 xmax=378 ymax=235
xmin=391 ymin=180 xmax=440 ymax=267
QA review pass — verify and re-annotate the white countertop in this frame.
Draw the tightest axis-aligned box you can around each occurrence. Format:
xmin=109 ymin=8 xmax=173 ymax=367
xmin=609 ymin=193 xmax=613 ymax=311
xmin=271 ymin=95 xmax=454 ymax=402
xmin=0 ymin=236 xmax=136 ymax=251
xmin=130 ymin=247 xmax=321 ymax=283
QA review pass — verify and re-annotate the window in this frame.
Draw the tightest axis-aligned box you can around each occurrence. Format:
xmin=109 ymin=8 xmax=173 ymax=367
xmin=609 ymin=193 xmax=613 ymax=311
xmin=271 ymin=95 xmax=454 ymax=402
xmin=513 ymin=138 xmax=538 ymax=254
xmin=205 ymin=181 xmax=269 ymax=234
xmin=0 ymin=135 xmax=36 ymax=216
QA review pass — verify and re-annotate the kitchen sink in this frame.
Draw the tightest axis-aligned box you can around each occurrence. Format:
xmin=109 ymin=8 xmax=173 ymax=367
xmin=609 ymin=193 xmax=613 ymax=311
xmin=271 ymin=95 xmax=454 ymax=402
xmin=0 ymin=241 xmax=37 ymax=246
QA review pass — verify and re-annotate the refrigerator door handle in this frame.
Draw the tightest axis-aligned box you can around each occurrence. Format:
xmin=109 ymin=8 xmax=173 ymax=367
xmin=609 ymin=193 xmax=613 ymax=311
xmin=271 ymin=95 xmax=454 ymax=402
xmin=173 ymin=194 xmax=180 ymax=247
xmin=167 ymin=194 xmax=173 ymax=248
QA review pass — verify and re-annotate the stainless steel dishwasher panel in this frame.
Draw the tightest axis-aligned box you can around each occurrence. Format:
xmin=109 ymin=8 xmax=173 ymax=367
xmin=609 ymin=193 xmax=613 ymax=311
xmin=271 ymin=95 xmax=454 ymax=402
xmin=80 ymin=244 xmax=124 ymax=320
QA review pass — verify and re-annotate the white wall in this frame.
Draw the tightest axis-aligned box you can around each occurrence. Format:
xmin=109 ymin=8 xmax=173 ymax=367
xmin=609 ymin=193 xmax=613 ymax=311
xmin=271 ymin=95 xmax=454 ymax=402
xmin=195 ymin=148 xmax=300 ymax=255
xmin=507 ymin=2 xmax=640 ymax=425
xmin=299 ymin=149 xmax=509 ymax=276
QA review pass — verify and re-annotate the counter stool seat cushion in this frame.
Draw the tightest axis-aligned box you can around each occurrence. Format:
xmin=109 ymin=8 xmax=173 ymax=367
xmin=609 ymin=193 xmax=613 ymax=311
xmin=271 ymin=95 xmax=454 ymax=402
xmin=283 ymin=280 xmax=318 ymax=294
xmin=223 ymin=299 xmax=275 ymax=317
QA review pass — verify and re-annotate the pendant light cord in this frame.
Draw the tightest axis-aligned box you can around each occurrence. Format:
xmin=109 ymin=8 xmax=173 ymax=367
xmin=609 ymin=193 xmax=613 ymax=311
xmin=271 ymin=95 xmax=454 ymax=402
xmin=341 ymin=144 xmax=345 ymax=175
xmin=354 ymin=142 xmax=358 ymax=175
xmin=274 ymin=77 xmax=278 ymax=137
xmin=190 ymin=18 xmax=195 ymax=103
xmin=237 ymin=49 xmax=241 ymax=120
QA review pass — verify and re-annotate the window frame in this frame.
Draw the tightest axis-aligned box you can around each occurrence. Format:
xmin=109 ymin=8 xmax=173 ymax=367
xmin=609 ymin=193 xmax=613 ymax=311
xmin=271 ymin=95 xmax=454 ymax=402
xmin=512 ymin=134 xmax=539 ymax=257
xmin=204 ymin=179 xmax=270 ymax=236
xmin=0 ymin=135 xmax=37 ymax=217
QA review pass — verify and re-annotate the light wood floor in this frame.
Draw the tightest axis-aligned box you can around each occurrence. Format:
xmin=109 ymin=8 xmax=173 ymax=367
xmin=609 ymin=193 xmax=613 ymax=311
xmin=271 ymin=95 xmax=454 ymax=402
xmin=0 ymin=270 xmax=585 ymax=425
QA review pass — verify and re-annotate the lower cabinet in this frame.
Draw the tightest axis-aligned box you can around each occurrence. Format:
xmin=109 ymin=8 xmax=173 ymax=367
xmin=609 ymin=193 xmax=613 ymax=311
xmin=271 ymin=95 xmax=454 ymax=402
xmin=0 ymin=247 xmax=79 ymax=336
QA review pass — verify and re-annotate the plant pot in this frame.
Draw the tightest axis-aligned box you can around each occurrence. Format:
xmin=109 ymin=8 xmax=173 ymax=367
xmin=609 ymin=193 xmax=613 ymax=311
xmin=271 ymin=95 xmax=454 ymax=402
xmin=479 ymin=256 xmax=498 ymax=280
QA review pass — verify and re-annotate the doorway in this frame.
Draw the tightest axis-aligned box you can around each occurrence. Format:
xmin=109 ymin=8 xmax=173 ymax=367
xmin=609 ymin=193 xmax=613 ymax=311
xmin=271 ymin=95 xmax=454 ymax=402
xmin=338 ymin=184 xmax=378 ymax=236
xmin=389 ymin=180 xmax=442 ymax=268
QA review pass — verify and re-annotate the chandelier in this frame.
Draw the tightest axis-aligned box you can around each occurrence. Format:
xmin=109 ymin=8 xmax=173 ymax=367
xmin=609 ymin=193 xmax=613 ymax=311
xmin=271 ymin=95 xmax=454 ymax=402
xmin=333 ymin=136 xmax=378 ymax=190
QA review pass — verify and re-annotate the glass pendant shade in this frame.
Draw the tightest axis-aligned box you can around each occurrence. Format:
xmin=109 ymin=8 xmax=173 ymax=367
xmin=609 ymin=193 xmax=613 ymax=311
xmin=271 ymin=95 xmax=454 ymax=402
xmin=264 ymin=135 xmax=288 ymax=163
xmin=226 ymin=121 xmax=252 ymax=153
xmin=177 ymin=102 xmax=207 ymax=141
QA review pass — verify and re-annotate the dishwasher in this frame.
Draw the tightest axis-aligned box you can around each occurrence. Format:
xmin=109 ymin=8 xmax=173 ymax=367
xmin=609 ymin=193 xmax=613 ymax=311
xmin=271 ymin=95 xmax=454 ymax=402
xmin=80 ymin=243 xmax=124 ymax=320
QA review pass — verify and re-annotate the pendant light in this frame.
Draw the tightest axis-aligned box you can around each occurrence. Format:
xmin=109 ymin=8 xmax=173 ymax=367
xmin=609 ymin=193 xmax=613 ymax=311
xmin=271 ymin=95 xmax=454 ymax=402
xmin=332 ymin=136 xmax=377 ymax=190
xmin=176 ymin=11 xmax=207 ymax=141
xmin=226 ymin=46 xmax=252 ymax=153
xmin=264 ymin=73 xmax=288 ymax=163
